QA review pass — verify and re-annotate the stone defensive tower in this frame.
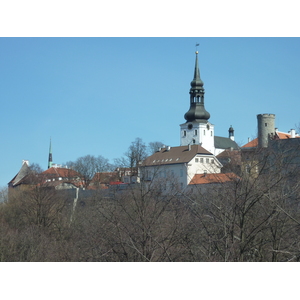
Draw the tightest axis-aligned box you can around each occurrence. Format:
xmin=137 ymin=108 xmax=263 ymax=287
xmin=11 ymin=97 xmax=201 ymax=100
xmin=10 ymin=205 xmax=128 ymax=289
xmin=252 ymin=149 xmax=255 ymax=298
xmin=257 ymin=114 xmax=275 ymax=148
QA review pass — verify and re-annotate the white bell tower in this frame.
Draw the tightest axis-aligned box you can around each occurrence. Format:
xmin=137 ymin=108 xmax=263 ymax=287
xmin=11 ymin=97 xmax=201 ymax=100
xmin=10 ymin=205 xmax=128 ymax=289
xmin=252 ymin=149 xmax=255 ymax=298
xmin=180 ymin=51 xmax=215 ymax=153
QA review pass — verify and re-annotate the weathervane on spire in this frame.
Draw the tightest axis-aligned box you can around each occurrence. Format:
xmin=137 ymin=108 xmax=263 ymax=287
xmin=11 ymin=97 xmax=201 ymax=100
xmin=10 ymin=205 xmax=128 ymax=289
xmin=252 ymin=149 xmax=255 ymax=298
xmin=195 ymin=43 xmax=199 ymax=53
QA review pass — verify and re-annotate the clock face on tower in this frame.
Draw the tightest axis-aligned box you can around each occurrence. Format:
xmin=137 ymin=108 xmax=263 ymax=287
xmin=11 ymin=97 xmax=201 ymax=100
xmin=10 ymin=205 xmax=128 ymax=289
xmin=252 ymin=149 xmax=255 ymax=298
xmin=188 ymin=124 xmax=193 ymax=130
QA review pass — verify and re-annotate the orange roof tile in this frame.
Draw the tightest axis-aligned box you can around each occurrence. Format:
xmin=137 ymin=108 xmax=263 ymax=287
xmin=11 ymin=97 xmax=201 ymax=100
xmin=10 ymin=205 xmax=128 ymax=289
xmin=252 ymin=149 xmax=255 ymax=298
xmin=242 ymin=138 xmax=258 ymax=148
xmin=91 ymin=172 xmax=119 ymax=184
xmin=189 ymin=172 xmax=239 ymax=185
xmin=275 ymin=132 xmax=300 ymax=139
xmin=242 ymin=131 xmax=300 ymax=148
xmin=41 ymin=167 xmax=81 ymax=178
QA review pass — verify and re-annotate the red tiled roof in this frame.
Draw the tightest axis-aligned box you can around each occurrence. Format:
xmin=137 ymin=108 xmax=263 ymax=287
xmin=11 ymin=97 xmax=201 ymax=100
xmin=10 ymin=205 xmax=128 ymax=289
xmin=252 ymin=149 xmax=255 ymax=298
xmin=41 ymin=167 xmax=81 ymax=178
xmin=275 ymin=132 xmax=300 ymax=139
xmin=242 ymin=138 xmax=258 ymax=148
xmin=242 ymin=131 xmax=300 ymax=148
xmin=189 ymin=172 xmax=239 ymax=185
xmin=91 ymin=172 xmax=119 ymax=184
xmin=110 ymin=181 xmax=127 ymax=185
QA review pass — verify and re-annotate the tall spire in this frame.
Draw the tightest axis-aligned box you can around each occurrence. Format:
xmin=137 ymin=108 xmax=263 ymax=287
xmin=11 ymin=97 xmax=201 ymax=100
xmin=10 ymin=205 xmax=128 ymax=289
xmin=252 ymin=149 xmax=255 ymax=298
xmin=48 ymin=138 xmax=53 ymax=169
xmin=192 ymin=50 xmax=201 ymax=85
xmin=184 ymin=51 xmax=210 ymax=123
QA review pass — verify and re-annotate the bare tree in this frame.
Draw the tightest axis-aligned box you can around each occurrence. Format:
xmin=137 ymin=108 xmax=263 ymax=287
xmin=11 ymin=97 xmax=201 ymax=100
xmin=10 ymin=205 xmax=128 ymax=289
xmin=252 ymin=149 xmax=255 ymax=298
xmin=0 ymin=186 xmax=8 ymax=203
xmin=184 ymin=142 xmax=300 ymax=262
xmin=29 ymin=163 xmax=44 ymax=174
xmin=148 ymin=141 xmax=164 ymax=155
xmin=126 ymin=138 xmax=148 ymax=169
xmin=66 ymin=155 xmax=113 ymax=188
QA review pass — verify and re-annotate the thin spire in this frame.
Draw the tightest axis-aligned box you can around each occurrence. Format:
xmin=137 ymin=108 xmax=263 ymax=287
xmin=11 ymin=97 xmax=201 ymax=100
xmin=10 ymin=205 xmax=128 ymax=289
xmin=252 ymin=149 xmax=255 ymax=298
xmin=48 ymin=138 xmax=53 ymax=169
xmin=193 ymin=50 xmax=201 ymax=81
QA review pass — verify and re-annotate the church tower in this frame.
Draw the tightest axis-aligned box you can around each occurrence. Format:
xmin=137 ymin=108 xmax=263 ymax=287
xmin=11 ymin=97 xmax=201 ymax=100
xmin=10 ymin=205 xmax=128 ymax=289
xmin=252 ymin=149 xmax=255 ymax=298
xmin=48 ymin=138 xmax=53 ymax=169
xmin=180 ymin=51 xmax=215 ymax=153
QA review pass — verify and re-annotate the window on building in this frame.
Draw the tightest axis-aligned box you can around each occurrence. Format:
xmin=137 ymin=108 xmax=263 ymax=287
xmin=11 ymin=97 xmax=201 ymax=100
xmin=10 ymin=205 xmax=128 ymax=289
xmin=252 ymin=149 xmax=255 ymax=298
xmin=211 ymin=131 xmax=213 ymax=136
xmin=195 ymin=158 xmax=199 ymax=162
xmin=204 ymin=130 xmax=206 ymax=135
xmin=200 ymin=158 xmax=204 ymax=163
xmin=194 ymin=129 xmax=198 ymax=136
xmin=183 ymin=130 xmax=186 ymax=137
xmin=265 ymin=123 xmax=268 ymax=127
xmin=206 ymin=158 xmax=209 ymax=163
xmin=211 ymin=159 xmax=214 ymax=164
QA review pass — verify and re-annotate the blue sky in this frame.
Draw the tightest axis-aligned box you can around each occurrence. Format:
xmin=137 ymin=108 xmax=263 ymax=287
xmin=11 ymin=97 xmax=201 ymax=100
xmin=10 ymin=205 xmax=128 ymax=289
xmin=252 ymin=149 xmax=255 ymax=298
xmin=1 ymin=37 xmax=300 ymax=186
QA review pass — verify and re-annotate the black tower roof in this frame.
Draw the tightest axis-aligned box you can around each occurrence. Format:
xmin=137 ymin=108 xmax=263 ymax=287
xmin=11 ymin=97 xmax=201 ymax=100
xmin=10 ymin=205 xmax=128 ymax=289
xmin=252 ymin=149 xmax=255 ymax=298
xmin=184 ymin=51 xmax=210 ymax=123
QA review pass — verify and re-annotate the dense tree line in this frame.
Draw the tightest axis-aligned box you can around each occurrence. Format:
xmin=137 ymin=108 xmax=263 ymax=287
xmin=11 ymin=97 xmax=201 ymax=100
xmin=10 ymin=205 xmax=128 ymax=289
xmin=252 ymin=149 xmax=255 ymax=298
xmin=1 ymin=139 xmax=300 ymax=261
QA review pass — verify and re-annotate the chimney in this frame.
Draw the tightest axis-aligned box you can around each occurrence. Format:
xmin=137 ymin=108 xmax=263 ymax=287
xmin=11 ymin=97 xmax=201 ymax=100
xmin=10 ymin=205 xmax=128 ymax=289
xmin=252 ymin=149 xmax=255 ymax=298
xmin=291 ymin=129 xmax=296 ymax=138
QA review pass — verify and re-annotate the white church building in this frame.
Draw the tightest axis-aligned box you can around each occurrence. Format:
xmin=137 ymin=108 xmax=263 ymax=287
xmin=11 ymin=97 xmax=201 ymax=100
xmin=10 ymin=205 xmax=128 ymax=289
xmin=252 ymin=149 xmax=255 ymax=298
xmin=140 ymin=51 xmax=239 ymax=188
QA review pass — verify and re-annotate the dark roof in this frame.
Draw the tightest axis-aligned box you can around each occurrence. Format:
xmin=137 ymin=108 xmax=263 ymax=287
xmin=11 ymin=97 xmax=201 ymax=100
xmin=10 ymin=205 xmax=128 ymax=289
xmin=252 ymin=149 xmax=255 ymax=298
xmin=142 ymin=145 xmax=213 ymax=167
xmin=9 ymin=161 xmax=31 ymax=186
xmin=214 ymin=136 xmax=239 ymax=150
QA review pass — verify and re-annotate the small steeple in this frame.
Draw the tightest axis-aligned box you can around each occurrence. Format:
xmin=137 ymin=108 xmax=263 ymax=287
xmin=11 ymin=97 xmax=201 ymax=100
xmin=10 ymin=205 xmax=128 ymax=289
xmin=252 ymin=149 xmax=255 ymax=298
xmin=48 ymin=138 xmax=53 ymax=169
xmin=184 ymin=51 xmax=210 ymax=123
